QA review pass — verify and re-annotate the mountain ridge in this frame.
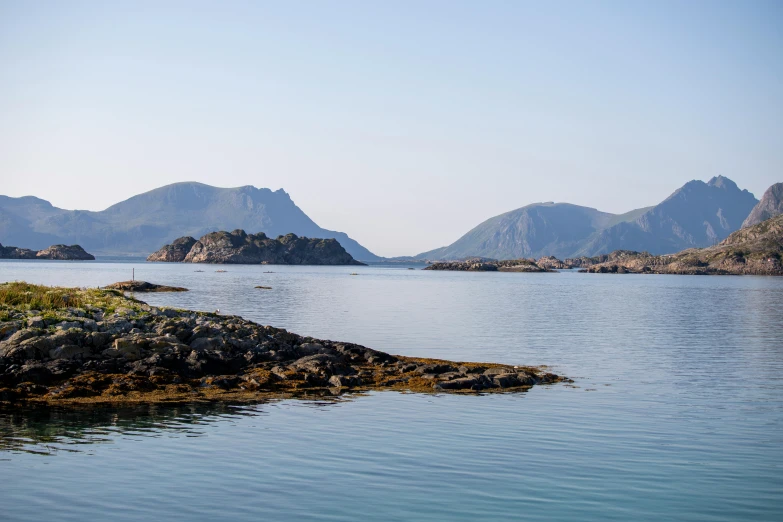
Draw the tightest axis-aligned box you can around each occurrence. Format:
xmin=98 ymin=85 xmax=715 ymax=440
xmin=0 ymin=182 xmax=379 ymax=261
xmin=411 ymin=176 xmax=760 ymax=260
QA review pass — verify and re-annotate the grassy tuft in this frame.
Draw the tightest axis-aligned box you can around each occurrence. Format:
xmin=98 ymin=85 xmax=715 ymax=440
xmin=0 ymin=282 xmax=84 ymax=310
xmin=0 ymin=281 xmax=142 ymax=313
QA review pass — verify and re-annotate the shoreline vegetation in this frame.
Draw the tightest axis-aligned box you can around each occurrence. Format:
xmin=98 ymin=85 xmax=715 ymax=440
xmin=0 ymin=282 xmax=567 ymax=406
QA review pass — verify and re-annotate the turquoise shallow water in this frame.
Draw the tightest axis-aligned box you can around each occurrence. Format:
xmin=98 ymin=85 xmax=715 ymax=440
xmin=1 ymin=260 xmax=782 ymax=520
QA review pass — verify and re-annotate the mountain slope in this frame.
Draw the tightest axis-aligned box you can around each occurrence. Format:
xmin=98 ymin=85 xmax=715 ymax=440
xmin=742 ymin=182 xmax=783 ymax=228
xmin=0 ymin=183 xmax=379 ymax=260
xmin=416 ymin=203 xmax=620 ymax=260
xmin=583 ymin=213 xmax=783 ymax=276
xmin=415 ymin=176 xmax=758 ymax=260
xmin=577 ymin=176 xmax=758 ymax=256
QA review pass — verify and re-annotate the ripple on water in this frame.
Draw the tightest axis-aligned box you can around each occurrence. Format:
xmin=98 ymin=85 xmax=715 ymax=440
xmin=1 ymin=261 xmax=782 ymax=521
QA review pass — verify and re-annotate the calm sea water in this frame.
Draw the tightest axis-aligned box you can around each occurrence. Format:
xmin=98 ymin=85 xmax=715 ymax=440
xmin=1 ymin=260 xmax=782 ymax=521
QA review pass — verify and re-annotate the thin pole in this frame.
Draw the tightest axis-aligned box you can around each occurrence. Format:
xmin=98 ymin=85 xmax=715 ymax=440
xmin=132 ymin=268 xmax=135 ymax=281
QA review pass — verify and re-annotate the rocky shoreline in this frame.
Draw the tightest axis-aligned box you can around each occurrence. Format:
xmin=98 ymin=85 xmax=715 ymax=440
xmin=0 ymin=283 xmax=566 ymax=405
xmin=148 ymin=230 xmax=365 ymax=265
xmin=0 ymin=243 xmax=94 ymax=260
xmin=424 ymin=258 xmax=553 ymax=272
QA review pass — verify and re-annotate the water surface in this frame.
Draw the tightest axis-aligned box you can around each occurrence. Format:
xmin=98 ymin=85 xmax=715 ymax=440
xmin=1 ymin=260 xmax=782 ymax=520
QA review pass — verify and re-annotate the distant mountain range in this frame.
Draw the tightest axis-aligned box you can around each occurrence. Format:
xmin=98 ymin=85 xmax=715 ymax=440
xmin=414 ymin=176 xmax=765 ymax=260
xmin=2 ymin=177 xmax=779 ymax=263
xmin=0 ymin=183 xmax=380 ymax=261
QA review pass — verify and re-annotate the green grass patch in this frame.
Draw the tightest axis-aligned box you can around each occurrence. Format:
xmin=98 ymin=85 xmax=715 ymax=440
xmin=0 ymin=281 xmax=141 ymax=313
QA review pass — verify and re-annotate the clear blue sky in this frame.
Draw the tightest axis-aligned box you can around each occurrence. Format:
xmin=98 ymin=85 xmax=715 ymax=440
xmin=1 ymin=0 xmax=781 ymax=256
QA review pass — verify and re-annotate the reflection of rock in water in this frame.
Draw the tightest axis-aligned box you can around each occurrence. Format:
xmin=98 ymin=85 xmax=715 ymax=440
xmin=0 ymin=399 xmax=345 ymax=455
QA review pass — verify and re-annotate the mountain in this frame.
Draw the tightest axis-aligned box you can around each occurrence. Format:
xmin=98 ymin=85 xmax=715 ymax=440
xmin=577 ymin=176 xmax=758 ymax=256
xmin=582 ymin=213 xmax=783 ymax=276
xmin=0 ymin=183 xmax=379 ymax=261
xmin=414 ymin=176 xmax=758 ymax=260
xmin=417 ymin=203 xmax=625 ymax=260
xmin=742 ymin=183 xmax=783 ymax=228
xmin=147 ymin=230 xmax=365 ymax=265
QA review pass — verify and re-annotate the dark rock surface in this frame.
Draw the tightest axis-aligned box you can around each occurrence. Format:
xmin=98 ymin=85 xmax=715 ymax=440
xmin=104 ymin=281 xmax=189 ymax=293
xmin=0 ymin=243 xmax=94 ymax=260
xmin=0 ymin=284 xmax=566 ymax=404
xmin=148 ymin=229 xmax=365 ymax=265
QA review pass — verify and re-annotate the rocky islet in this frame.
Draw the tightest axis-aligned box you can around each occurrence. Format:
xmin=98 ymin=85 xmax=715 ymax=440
xmin=0 ymin=243 xmax=94 ymax=260
xmin=0 ymin=283 xmax=566 ymax=405
xmin=148 ymin=229 xmax=365 ymax=266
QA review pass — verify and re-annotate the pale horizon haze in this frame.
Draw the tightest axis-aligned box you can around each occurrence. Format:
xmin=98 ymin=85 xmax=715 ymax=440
xmin=1 ymin=1 xmax=781 ymax=257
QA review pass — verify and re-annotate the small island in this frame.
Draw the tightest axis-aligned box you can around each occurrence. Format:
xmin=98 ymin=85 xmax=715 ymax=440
xmin=0 ymin=282 xmax=566 ymax=405
xmin=147 ymin=230 xmax=366 ymax=265
xmin=0 ymin=243 xmax=94 ymax=261
xmin=424 ymin=258 xmax=552 ymax=272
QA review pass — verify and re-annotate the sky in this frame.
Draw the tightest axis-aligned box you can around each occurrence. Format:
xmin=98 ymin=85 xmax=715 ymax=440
xmin=1 ymin=1 xmax=781 ymax=257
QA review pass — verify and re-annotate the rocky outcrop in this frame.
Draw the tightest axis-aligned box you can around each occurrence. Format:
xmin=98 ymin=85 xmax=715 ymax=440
xmin=580 ymin=214 xmax=783 ymax=276
xmin=35 ymin=244 xmax=95 ymax=260
xmin=424 ymin=258 xmax=551 ymax=272
xmin=537 ymin=256 xmax=570 ymax=269
xmin=742 ymin=182 xmax=783 ymax=228
xmin=0 ymin=283 xmax=567 ymax=404
xmin=146 ymin=236 xmax=197 ymax=262
xmin=104 ymin=281 xmax=188 ymax=293
xmin=0 ymin=243 xmax=94 ymax=260
xmin=147 ymin=230 xmax=365 ymax=265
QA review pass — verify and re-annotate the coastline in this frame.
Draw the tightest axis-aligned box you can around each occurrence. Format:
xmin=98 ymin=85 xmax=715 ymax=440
xmin=0 ymin=283 xmax=567 ymax=406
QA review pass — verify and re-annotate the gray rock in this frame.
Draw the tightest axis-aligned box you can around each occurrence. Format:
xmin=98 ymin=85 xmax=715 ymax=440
xmin=328 ymin=375 xmax=362 ymax=388
xmin=27 ymin=316 xmax=45 ymax=329
xmin=49 ymin=345 xmax=93 ymax=360
xmin=190 ymin=337 xmax=225 ymax=352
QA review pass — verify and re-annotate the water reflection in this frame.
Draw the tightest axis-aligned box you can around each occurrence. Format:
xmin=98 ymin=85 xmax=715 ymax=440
xmin=0 ymin=397 xmax=353 ymax=455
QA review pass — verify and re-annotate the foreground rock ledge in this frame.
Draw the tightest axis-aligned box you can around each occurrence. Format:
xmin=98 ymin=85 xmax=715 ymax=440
xmin=0 ymin=284 xmax=567 ymax=405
